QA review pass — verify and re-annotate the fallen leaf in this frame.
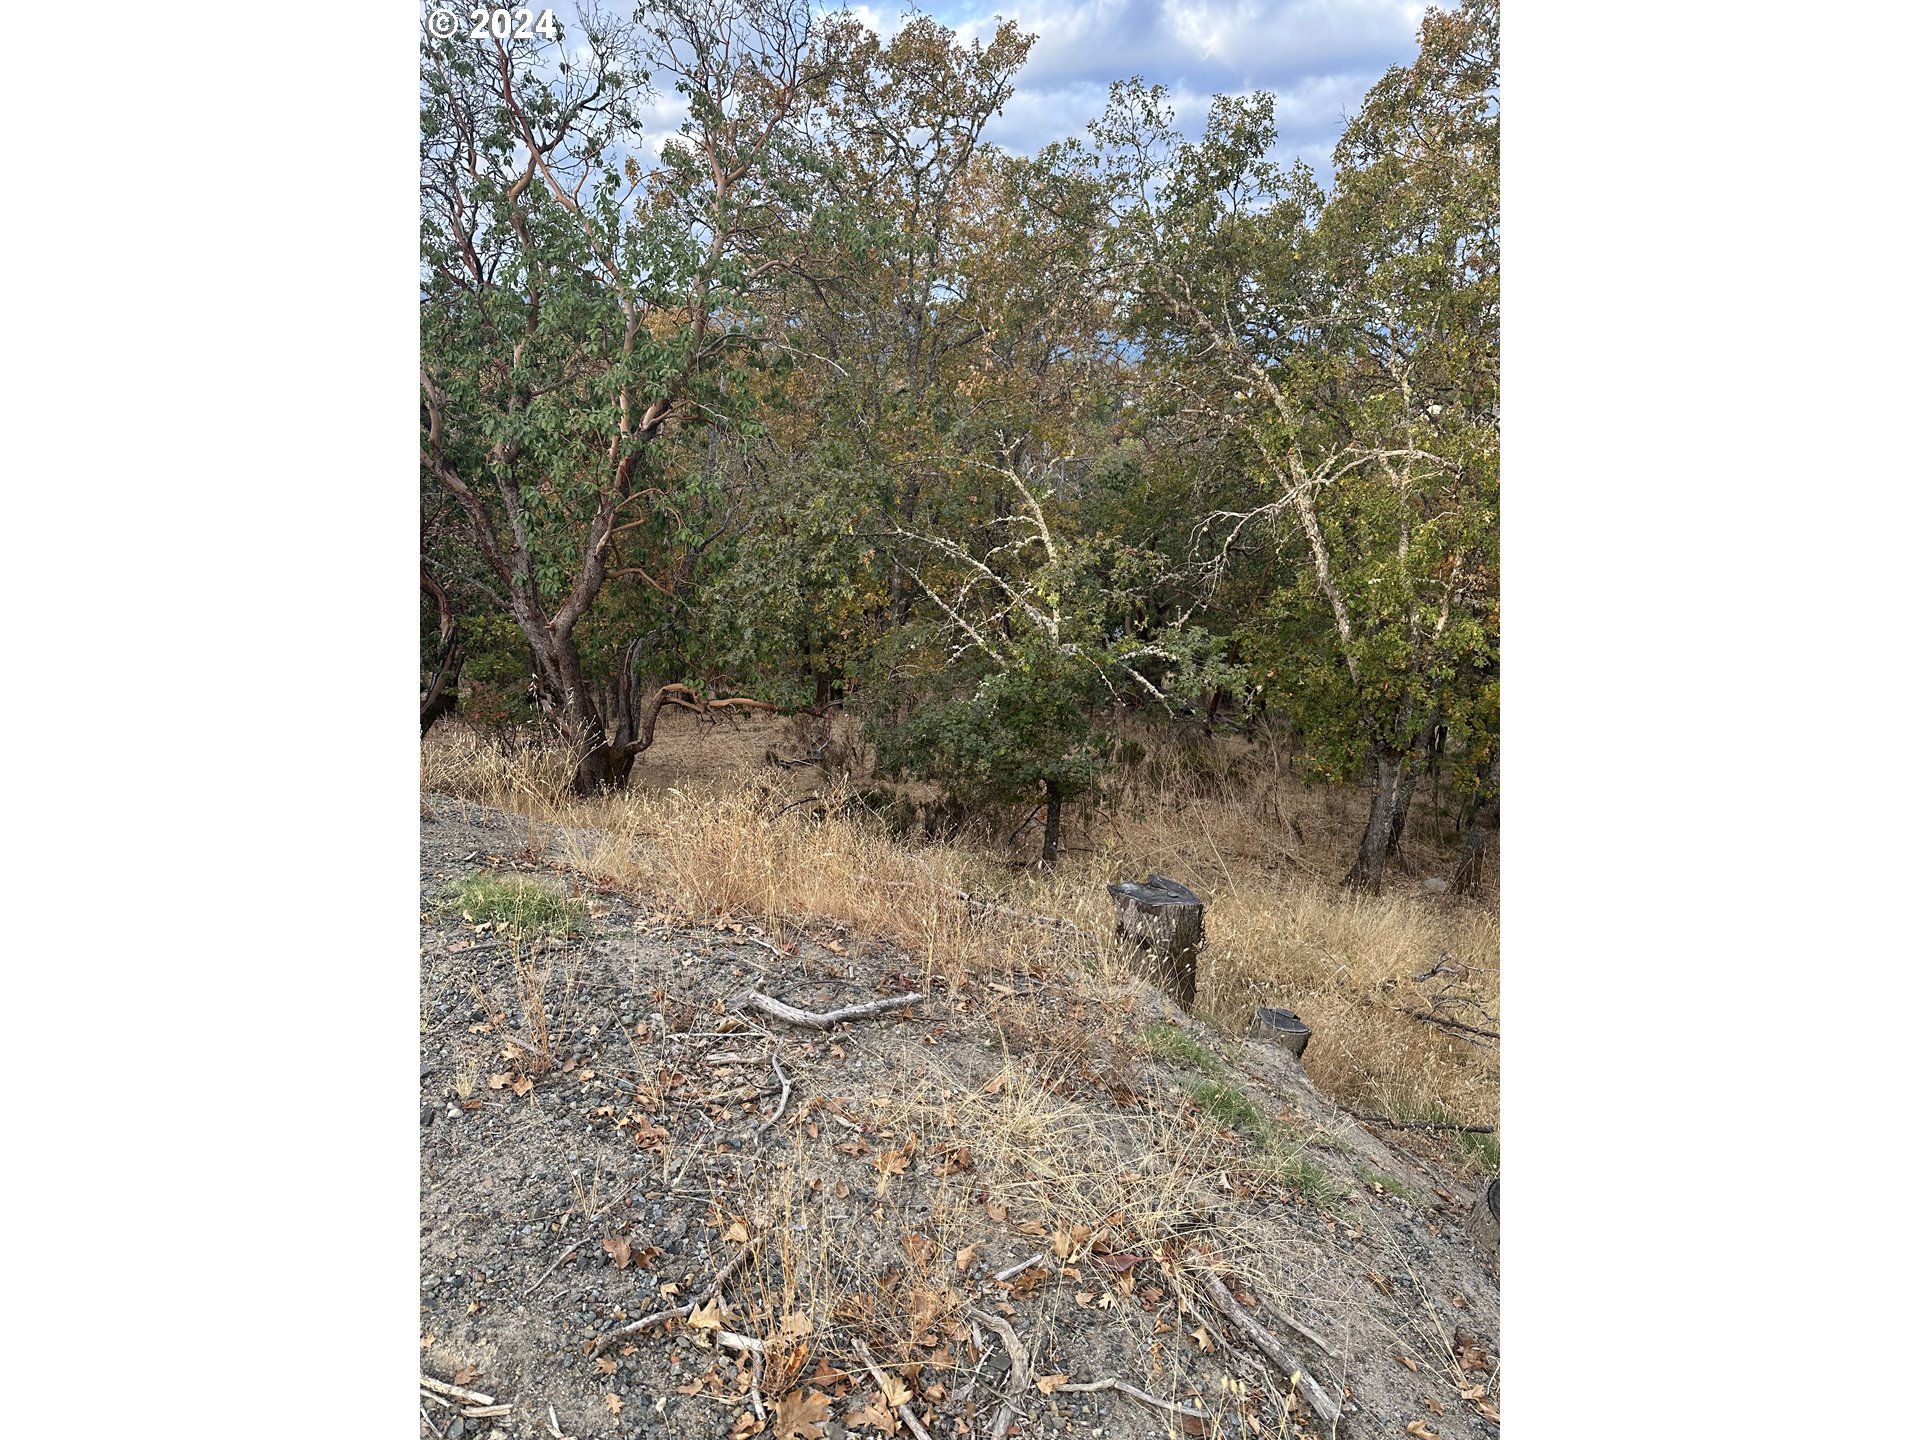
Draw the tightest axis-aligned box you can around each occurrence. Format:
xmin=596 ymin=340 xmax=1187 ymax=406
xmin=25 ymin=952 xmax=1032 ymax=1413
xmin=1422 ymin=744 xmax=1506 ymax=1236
xmin=1035 ymin=1374 xmax=1070 ymax=1395
xmin=986 ymin=1199 xmax=1008 ymax=1223
xmin=874 ymin=1370 xmax=910 ymax=1408
xmin=1475 ymin=1400 xmax=1500 ymax=1421
xmin=488 ymin=1073 xmax=514 ymax=1090
xmin=1190 ymin=1326 xmax=1214 ymax=1352
xmin=902 ymin=1233 xmax=936 ymax=1265
xmin=1457 ymin=1383 xmax=1486 ymax=1400
xmin=981 ymin=1073 xmax=1008 ymax=1095
xmin=955 ymin=1242 xmax=981 ymax=1274
xmin=724 ymin=1220 xmax=751 ymax=1244
xmin=420 ymin=1333 xmax=436 ymax=1350
xmin=1052 ymin=1229 xmax=1071 ymax=1259
xmin=453 ymin=1363 xmax=478 ymax=1385
xmin=851 ymin=1401 xmax=898 ymax=1434
xmin=596 ymin=1356 xmax=618 ymax=1375
xmin=605 ymin=1394 xmax=623 ymax=1416
xmin=781 ymin=1312 xmax=815 ymax=1338
xmin=689 ymin=1297 xmax=726 ymax=1330
xmin=513 ymin=1075 xmax=534 ymax=1098
xmin=604 ymin=1237 xmax=633 ymax=1269
xmin=1421 ymin=1395 xmax=1444 ymax=1414
xmin=1452 ymin=1328 xmax=1492 ymax=1373
xmin=1397 ymin=1354 xmax=1419 ymax=1372
xmin=1405 ymin=1423 xmax=1438 ymax=1440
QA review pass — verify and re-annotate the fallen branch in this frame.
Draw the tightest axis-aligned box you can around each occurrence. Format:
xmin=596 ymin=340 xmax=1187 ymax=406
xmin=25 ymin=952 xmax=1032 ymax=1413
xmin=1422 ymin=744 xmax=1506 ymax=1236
xmin=1195 ymin=1272 xmax=1341 ymax=1426
xmin=591 ymin=1240 xmax=759 ymax=1355
xmin=969 ymin=1308 xmax=1030 ymax=1440
xmin=420 ymin=1375 xmax=496 ymax=1407
xmin=1054 ymin=1377 xmax=1208 ymax=1422
xmin=849 ymin=1336 xmax=935 ymax=1440
xmin=716 ymin=1331 xmax=766 ymax=1355
xmin=524 ymin=1238 xmax=587 ymax=1296
xmin=1402 ymin=1009 xmax=1500 ymax=1042
xmin=729 ymin=989 xmax=924 ymax=1031
xmin=1356 ymin=1114 xmax=1497 ymax=1135
xmin=1201 ymin=1269 xmax=1338 ymax=1359
xmin=461 ymin=1405 xmax=511 ymax=1419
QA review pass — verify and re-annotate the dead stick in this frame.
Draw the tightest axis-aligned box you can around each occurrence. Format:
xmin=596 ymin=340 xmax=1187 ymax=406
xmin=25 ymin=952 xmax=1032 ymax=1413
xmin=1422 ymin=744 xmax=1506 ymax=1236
xmin=421 ymin=1402 xmax=447 ymax=1440
xmin=752 ymin=1042 xmax=792 ymax=1142
xmin=1203 ymin=1269 xmax=1338 ymax=1359
xmin=730 ymin=989 xmax=925 ymax=1030
xmin=969 ymin=1308 xmax=1031 ymax=1440
xmin=849 ymin=1336 xmax=935 ymax=1440
xmin=524 ymin=1238 xmax=587 ymax=1296
xmin=421 ymin=1375 xmax=496 ymax=1407
xmin=1055 ymin=1378 xmax=1208 ymax=1422
xmin=716 ymin=1331 xmax=766 ymax=1355
xmin=1196 ymin=1272 xmax=1341 ymax=1426
xmin=1402 ymin=1009 xmax=1500 ymax=1042
xmin=1356 ymin=1114 xmax=1497 ymax=1135
xmin=460 ymin=1405 xmax=512 ymax=1419
xmin=591 ymin=1240 xmax=758 ymax=1356
xmin=992 ymin=1250 xmax=1048 ymax=1284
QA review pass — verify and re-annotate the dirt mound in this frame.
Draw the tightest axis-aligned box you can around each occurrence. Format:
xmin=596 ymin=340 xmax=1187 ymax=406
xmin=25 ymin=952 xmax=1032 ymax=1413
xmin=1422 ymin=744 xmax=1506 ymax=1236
xmin=420 ymin=796 xmax=1499 ymax=1440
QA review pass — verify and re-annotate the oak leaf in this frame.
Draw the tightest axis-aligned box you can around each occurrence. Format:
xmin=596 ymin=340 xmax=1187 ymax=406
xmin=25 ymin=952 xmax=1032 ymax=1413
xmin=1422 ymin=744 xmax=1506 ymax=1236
xmin=1035 ymin=1374 xmax=1070 ymax=1395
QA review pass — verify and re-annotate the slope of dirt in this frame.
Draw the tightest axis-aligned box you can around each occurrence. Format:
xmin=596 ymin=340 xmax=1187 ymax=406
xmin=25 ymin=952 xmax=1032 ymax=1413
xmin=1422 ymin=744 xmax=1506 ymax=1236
xmin=420 ymin=795 xmax=1499 ymax=1440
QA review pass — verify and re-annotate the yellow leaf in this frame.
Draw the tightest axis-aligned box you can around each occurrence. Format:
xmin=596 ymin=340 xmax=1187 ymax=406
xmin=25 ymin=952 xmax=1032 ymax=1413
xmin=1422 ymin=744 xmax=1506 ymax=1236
xmin=689 ymin=1297 xmax=726 ymax=1330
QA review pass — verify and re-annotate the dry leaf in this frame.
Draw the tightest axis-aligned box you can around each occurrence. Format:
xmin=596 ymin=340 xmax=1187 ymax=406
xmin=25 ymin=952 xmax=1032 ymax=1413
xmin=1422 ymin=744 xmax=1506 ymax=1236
xmin=1405 ymin=1423 xmax=1438 ymax=1440
xmin=1052 ymin=1229 xmax=1072 ymax=1259
xmin=874 ymin=1370 xmax=910 ymax=1408
xmin=901 ymin=1233 xmax=936 ymax=1265
xmin=986 ymin=1199 xmax=1008 ymax=1223
xmin=1475 ymin=1401 xmax=1500 ymax=1421
xmin=452 ymin=1363 xmax=478 ymax=1385
xmin=781 ymin=1312 xmax=815 ymax=1338
xmin=488 ymin=1073 xmax=513 ymax=1090
xmin=513 ymin=1075 xmax=534 ymax=1098
xmin=596 ymin=1356 xmax=618 ymax=1375
xmin=955 ymin=1242 xmax=981 ymax=1274
xmin=604 ymin=1237 xmax=632 ymax=1269
xmin=420 ymin=1333 xmax=436 ymax=1350
xmin=1190 ymin=1326 xmax=1214 ymax=1352
xmin=689 ymin=1297 xmax=726 ymax=1330
xmin=981 ymin=1073 xmax=1008 ymax=1095
xmin=851 ymin=1402 xmax=898 ymax=1434
xmin=605 ymin=1394 xmax=623 ymax=1416
xmin=724 ymin=1220 xmax=751 ymax=1244
xmin=1035 ymin=1374 xmax=1070 ymax=1395
xmin=1452 ymin=1328 xmax=1492 ymax=1373
xmin=1397 ymin=1355 xmax=1419 ymax=1372
xmin=1421 ymin=1395 xmax=1444 ymax=1414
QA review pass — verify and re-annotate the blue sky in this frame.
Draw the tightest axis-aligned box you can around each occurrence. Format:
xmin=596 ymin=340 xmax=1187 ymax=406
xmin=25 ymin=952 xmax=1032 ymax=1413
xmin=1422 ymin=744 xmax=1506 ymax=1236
xmin=866 ymin=1 xmax=1430 ymax=181
xmin=534 ymin=2 xmax=1431 ymax=185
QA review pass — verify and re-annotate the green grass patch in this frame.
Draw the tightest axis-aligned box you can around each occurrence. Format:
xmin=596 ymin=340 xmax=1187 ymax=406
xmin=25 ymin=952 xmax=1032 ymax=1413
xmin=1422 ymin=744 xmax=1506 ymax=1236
xmin=1186 ymin=1078 xmax=1260 ymax=1132
xmin=1357 ymin=1167 xmax=1411 ymax=1201
xmin=1144 ymin=1023 xmax=1230 ymax=1080
xmin=1266 ymin=1150 xmax=1339 ymax=1206
xmin=444 ymin=872 xmax=586 ymax=937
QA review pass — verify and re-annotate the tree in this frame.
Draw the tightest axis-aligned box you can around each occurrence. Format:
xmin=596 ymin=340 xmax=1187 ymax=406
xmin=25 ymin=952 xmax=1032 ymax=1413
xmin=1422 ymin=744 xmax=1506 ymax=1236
xmin=418 ymin=0 xmax=815 ymax=792
xmin=1065 ymin=0 xmax=1499 ymax=890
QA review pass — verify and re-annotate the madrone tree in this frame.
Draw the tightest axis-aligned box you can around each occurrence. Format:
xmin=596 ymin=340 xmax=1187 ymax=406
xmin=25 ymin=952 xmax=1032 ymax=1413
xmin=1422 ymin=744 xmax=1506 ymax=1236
xmin=1069 ymin=0 xmax=1499 ymax=891
xmin=418 ymin=0 xmax=815 ymax=792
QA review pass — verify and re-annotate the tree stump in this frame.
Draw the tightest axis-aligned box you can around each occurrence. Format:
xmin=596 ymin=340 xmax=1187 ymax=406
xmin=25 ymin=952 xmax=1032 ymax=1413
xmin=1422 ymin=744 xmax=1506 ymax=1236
xmin=1108 ymin=875 xmax=1203 ymax=1009
xmin=1248 ymin=1006 xmax=1312 ymax=1057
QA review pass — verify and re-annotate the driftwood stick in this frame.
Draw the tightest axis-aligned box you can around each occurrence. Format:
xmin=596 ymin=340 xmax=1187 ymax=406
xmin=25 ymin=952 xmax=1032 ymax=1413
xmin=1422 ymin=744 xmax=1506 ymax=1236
xmin=849 ymin=1336 xmax=935 ymax=1440
xmin=461 ymin=1405 xmax=512 ymax=1419
xmin=1356 ymin=1114 xmax=1497 ymax=1135
xmin=729 ymin=989 xmax=925 ymax=1030
xmin=1200 ymin=1269 xmax=1339 ymax=1359
xmin=969 ymin=1308 xmax=1031 ymax=1440
xmin=1055 ymin=1377 xmax=1208 ymax=1422
xmin=992 ymin=1250 xmax=1049 ymax=1284
xmin=591 ymin=1240 xmax=759 ymax=1355
xmin=1402 ymin=1009 xmax=1500 ymax=1042
xmin=1196 ymin=1272 xmax=1341 ymax=1426
xmin=524 ymin=1238 xmax=587 ymax=1296
xmin=420 ymin=1375 xmax=496 ymax=1407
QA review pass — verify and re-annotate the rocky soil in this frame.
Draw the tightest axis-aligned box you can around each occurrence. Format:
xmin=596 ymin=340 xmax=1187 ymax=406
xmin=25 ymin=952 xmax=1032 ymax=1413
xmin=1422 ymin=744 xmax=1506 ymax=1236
xmin=419 ymin=794 xmax=1499 ymax=1440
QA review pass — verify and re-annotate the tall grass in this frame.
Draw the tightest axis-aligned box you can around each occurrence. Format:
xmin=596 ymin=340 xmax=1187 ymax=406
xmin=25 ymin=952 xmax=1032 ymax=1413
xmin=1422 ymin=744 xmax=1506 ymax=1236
xmin=422 ymin=713 xmax=1499 ymax=1127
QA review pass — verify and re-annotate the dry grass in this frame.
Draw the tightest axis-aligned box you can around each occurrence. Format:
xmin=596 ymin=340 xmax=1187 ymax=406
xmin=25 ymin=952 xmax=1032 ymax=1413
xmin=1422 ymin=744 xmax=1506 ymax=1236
xmin=422 ymin=711 xmax=1498 ymax=1129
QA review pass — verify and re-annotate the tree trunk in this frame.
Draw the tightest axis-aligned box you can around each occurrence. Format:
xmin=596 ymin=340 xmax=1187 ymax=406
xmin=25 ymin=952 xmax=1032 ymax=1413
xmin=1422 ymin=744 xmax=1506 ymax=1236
xmin=1344 ymin=747 xmax=1416 ymax=894
xmin=1040 ymin=778 xmax=1064 ymax=870
xmin=1449 ymin=752 xmax=1499 ymax=895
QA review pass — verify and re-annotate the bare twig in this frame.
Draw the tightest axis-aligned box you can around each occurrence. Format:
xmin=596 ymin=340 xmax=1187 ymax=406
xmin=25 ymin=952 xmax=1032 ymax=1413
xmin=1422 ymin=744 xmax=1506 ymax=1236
xmin=1054 ymin=1377 xmax=1209 ymax=1422
xmin=1195 ymin=1272 xmax=1342 ymax=1426
xmin=420 ymin=1402 xmax=447 ymax=1440
xmin=591 ymin=1240 xmax=759 ymax=1355
xmin=524 ymin=1238 xmax=587 ymax=1296
xmin=992 ymin=1251 xmax=1049 ymax=1284
xmin=716 ymin=1330 xmax=766 ymax=1355
xmin=421 ymin=1375 xmax=496 ymax=1407
xmin=752 ymin=1042 xmax=792 ymax=1142
xmin=729 ymin=989 xmax=925 ymax=1030
xmin=1201 ymin=1269 xmax=1339 ymax=1359
xmin=461 ymin=1405 xmax=511 ymax=1419
xmin=1402 ymin=1009 xmax=1500 ymax=1042
xmin=849 ymin=1336 xmax=935 ymax=1440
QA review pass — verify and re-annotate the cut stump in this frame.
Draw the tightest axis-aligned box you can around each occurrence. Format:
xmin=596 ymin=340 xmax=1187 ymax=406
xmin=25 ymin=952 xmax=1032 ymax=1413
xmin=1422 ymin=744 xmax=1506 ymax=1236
xmin=1108 ymin=874 xmax=1202 ymax=1009
xmin=1248 ymin=1006 xmax=1312 ymax=1057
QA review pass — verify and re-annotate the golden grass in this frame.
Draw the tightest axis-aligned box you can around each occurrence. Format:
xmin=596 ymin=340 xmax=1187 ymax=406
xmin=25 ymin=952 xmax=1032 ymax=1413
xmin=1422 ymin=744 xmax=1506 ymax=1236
xmin=422 ymin=713 xmax=1498 ymax=1128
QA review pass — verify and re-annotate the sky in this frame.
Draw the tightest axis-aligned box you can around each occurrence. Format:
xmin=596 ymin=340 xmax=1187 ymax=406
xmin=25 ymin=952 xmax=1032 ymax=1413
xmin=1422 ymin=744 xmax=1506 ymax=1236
xmin=853 ymin=1 xmax=1430 ymax=181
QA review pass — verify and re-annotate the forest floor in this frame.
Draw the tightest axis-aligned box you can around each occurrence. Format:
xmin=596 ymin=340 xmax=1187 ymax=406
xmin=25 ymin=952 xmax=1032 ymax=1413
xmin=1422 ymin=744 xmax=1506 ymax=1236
xmin=418 ymin=714 xmax=1500 ymax=1440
